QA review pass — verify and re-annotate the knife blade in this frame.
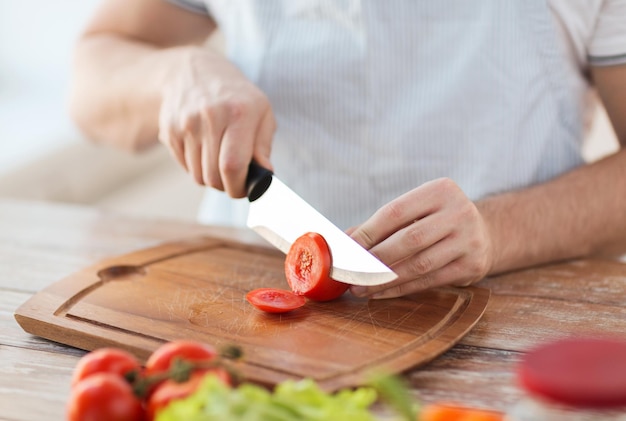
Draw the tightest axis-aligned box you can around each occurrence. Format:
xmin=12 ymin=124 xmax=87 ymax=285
xmin=245 ymin=162 xmax=397 ymax=286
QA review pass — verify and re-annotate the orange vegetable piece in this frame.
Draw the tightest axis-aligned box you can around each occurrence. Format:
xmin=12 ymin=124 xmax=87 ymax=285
xmin=419 ymin=404 xmax=504 ymax=421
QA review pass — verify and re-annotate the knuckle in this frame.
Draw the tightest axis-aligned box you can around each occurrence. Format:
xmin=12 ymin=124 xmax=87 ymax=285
xmin=405 ymin=225 xmax=427 ymax=249
xmin=181 ymin=113 xmax=200 ymax=133
xmin=203 ymin=103 xmax=219 ymax=123
xmin=465 ymin=260 xmax=483 ymax=277
xmin=225 ymin=98 xmax=249 ymax=122
xmin=191 ymin=171 xmax=205 ymax=186
xmin=464 ymin=255 xmax=488 ymax=279
xmin=459 ymin=201 xmax=479 ymax=220
xmin=203 ymin=163 xmax=221 ymax=185
xmin=354 ymin=227 xmax=376 ymax=249
xmin=408 ymin=254 xmax=434 ymax=276
xmin=207 ymin=180 xmax=221 ymax=190
xmin=219 ymin=155 xmax=243 ymax=177
xmin=404 ymin=276 xmax=433 ymax=294
xmin=467 ymin=235 xmax=485 ymax=253
xmin=249 ymin=88 xmax=270 ymax=107
xmin=381 ymin=201 xmax=404 ymax=223
xmin=434 ymin=177 xmax=458 ymax=194
xmin=375 ymin=281 xmax=415 ymax=299
xmin=206 ymin=172 xmax=223 ymax=190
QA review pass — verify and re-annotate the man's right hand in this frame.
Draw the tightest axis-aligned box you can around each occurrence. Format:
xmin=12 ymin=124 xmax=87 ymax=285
xmin=158 ymin=49 xmax=276 ymax=198
xmin=70 ymin=0 xmax=275 ymax=198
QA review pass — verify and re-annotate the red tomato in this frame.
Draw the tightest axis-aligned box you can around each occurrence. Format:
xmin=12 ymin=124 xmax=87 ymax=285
xmin=285 ymin=232 xmax=348 ymax=302
xmin=518 ymin=337 xmax=626 ymax=408
xmin=146 ymin=369 xmax=231 ymax=420
xmin=71 ymin=348 xmax=140 ymax=387
xmin=144 ymin=340 xmax=217 ymax=377
xmin=67 ymin=373 xmax=144 ymax=421
xmin=246 ymin=287 xmax=306 ymax=313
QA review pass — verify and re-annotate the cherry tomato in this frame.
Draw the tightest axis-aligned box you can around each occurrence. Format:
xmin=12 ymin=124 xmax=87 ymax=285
xmin=146 ymin=369 xmax=231 ymax=420
xmin=144 ymin=340 xmax=217 ymax=377
xmin=246 ymin=287 xmax=306 ymax=313
xmin=71 ymin=348 xmax=140 ymax=387
xmin=67 ymin=373 xmax=144 ymax=421
xmin=285 ymin=232 xmax=348 ymax=302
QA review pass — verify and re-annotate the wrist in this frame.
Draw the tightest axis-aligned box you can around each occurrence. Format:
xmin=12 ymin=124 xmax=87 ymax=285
xmin=476 ymin=197 xmax=508 ymax=276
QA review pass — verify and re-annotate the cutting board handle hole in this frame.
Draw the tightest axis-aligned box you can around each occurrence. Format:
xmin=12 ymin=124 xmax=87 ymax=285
xmin=97 ymin=265 xmax=146 ymax=282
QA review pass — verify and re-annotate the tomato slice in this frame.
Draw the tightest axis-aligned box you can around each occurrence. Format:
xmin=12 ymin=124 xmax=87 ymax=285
xmin=284 ymin=232 xmax=348 ymax=302
xmin=246 ymin=288 xmax=306 ymax=313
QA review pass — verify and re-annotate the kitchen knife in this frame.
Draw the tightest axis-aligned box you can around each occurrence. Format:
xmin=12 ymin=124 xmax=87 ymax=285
xmin=246 ymin=161 xmax=397 ymax=286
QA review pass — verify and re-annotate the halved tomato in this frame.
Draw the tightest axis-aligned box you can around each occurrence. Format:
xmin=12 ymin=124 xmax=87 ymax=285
xmin=285 ymin=232 xmax=348 ymax=302
xmin=246 ymin=288 xmax=306 ymax=313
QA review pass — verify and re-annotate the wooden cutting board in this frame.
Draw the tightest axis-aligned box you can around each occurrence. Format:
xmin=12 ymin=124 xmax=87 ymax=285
xmin=15 ymin=236 xmax=490 ymax=391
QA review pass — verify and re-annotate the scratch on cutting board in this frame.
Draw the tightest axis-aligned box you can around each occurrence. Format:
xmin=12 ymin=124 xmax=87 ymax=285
xmin=393 ymin=304 xmax=422 ymax=328
xmin=362 ymin=301 xmax=424 ymax=338
xmin=315 ymin=305 xmax=381 ymax=338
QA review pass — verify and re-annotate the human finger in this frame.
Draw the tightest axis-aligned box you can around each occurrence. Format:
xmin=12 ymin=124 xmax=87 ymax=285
xmin=161 ymin=126 xmax=187 ymax=171
xmin=363 ymin=259 xmax=476 ymax=299
xmin=183 ymin=132 xmax=203 ymax=185
xmin=351 ymin=236 xmax=463 ymax=297
xmin=158 ymin=102 xmax=188 ymax=171
xmin=201 ymin=104 xmax=228 ymax=189
xmin=219 ymin=101 xmax=265 ymax=198
xmin=350 ymin=179 xmax=449 ymax=250
xmin=368 ymin=211 xmax=451 ymax=267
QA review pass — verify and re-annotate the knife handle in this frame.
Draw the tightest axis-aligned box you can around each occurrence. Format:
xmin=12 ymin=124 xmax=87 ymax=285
xmin=246 ymin=161 xmax=273 ymax=202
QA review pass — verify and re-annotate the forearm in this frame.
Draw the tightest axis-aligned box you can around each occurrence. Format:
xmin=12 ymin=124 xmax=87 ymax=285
xmin=69 ymin=35 xmax=191 ymax=152
xmin=479 ymin=148 xmax=626 ymax=275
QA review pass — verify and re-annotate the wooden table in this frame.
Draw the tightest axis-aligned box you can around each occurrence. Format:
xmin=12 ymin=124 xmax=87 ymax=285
xmin=1 ymin=198 xmax=625 ymax=420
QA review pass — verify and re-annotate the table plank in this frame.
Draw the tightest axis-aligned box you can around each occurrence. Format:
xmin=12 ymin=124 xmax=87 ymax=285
xmin=2 ymin=290 xmax=84 ymax=356
xmin=408 ymin=345 xmax=522 ymax=410
xmin=0 ymin=345 xmax=76 ymax=421
xmin=464 ymin=293 xmax=626 ymax=351
xmin=479 ymin=259 xmax=626 ymax=307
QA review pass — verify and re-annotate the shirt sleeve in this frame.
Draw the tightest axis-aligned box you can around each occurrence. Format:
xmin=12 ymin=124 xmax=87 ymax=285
xmin=588 ymin=0 xmax=626 ymax=66
xmin=163 ymin=0 xmax=209 ymax=15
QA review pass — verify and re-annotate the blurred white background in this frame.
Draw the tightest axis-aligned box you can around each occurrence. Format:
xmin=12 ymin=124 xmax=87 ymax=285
xmin=0 ymin=0 xmax=99 ymax=171
xmin=0 ymin=1 xmax=619 ymax=223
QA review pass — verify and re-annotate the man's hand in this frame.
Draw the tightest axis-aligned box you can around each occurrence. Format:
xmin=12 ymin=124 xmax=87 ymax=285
xmin=70 ymin=0 xmax=276 ymax=195
xmin=158 ymin=49 xmax=276 ymax=198
xmin=349 ymin=178 xmax=495 ymax=299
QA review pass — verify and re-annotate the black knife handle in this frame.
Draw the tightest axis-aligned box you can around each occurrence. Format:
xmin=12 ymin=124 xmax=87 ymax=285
xmin=246 ymin=161 xmax=273 ymax=202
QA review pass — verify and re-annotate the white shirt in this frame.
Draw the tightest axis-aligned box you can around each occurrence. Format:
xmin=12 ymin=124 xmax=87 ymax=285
xmin=167 ymin=0 xmax=626 ymax=229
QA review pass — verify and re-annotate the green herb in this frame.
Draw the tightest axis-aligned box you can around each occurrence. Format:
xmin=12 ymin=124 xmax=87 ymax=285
xmin=369 ymin=373 xmax=419 ymax=421
xmin=156 ymin=375 xmax=380 ymax=421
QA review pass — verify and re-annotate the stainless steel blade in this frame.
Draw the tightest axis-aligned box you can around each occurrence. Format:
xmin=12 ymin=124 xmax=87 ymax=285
xmin=247 ymin=176 xmax=397 ymax=286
